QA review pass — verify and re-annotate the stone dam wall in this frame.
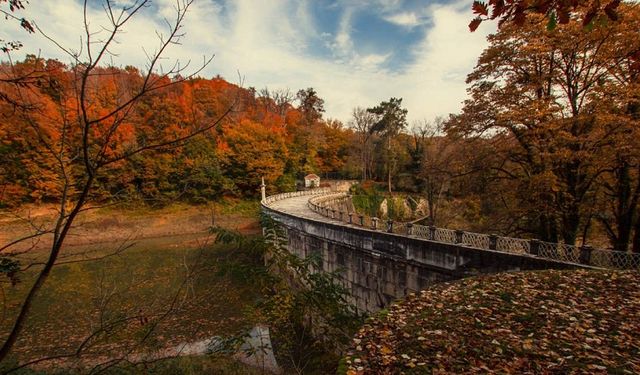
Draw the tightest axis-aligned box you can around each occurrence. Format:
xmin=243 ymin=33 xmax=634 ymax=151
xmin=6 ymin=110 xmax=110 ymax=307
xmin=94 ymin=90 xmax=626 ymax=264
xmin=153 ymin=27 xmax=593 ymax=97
xmin=262 ymin=191 xmax=580 ymax=313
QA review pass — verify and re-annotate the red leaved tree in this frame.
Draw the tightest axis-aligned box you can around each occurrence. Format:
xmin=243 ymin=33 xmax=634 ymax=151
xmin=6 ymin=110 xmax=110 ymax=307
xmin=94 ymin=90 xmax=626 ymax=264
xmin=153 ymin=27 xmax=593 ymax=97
xmin=0 ymin=0 xmax=234 ymax=362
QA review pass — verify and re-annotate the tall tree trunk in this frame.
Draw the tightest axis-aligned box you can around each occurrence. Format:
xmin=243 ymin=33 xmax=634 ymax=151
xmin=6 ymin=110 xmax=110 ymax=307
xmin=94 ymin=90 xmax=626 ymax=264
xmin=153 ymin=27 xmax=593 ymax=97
xmin=562 ymin=208 xmax=580 ymax=245
xmin=538 ymin=212 xmax=559 ymax=243
xmin=387 ymin=136 xmax=392 ymax=193
xmin=361 ymin=139 xmax=367 ymax=181
xmin=559 ymin=159 xmax=583 ymax=245
xmin=581 ymin=214 xmax=592 ymax=246
xmin=600 ymin=159 xmax=640 ymax=252
xmin=633 ymin=217 xmax=640 ymax=253
xmin=427 ymin=184 xmax=435 ymax=226
xmin=615 ymin=216 xmax=633 ymax=251
xmin=613 ymin=160 xmax=635 ymax=251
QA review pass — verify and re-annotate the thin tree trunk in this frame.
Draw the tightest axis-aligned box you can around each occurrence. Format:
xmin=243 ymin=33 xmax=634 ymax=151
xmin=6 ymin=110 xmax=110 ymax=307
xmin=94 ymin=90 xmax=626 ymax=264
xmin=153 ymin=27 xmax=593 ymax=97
xmin=581 ymin=214 xmax=592 ymax=246
xmin=539 ymin=213 xmax=559 ymax=242
xmin=0 ymin=176 xmax=94 ymax=362
xmin=387 ymin=136 xmax=392 ymax=193
xmin=427 ymin=186 xmax=435 ymax=226
xmin=361 ymin=139 xmax=366 ymax=181
xmin=633 ymin=215 xmax=640 ymax=253
xmin=562 ymin=209 xmax=580 ymax=245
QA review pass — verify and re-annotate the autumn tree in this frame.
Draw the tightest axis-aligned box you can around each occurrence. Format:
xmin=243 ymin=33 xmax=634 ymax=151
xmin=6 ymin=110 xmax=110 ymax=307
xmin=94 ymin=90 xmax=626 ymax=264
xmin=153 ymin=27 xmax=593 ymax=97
xmin=0 ymin=0 xmax=233 ymax=363
xmin=257 ymin=87 xmax=295 ymax=128
xmin=316 ymin=119 xmax=353 ymax=177
xmin=591 ymin=4 xmax=640 ymax=251
xmin=349 ymin=107 xmax=377 ymax=181
xmin=367 ymin=98 xmax=408 ymax=193
xmin=469 ymin=0 xmax=624 ymax=31
xmin=218 ymin=118 xmax=288 ymax=194
xmin=296 ymin=87 xmax=325 ymax=126
xmin=0 ymin=0 xmax=34 ymax=53
xmin=284 ymin=88 xmax=327 ymax=176
xmin=408 ymin=119 xmax=458 ymax=225
xmin=597 ymin=148 xmax=640 ymax=252
xmin=0 ymin=1 xmax=43 ymax=111
xmin=452 ymin=4 xmax=640 ymax=246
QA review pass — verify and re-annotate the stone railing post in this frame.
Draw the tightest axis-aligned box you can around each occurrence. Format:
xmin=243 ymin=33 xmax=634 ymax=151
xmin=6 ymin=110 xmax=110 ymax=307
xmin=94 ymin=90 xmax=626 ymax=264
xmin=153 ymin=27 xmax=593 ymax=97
xmin=489 ymin=234 xmax=498 ymax=250
xmin=406 ymin=222 xmax=413 ymax=236
xmin=348 ymin=213 xmax=353 ymax=224
xmin=359 ymin=215 xmax=364 ymax=226
xmin=529 ymin=239 xmax=540 ymax=256
xmin=455 ymin=230 xmax=464 ymax=244
xmin=331 ymin=209 xmax=336 ymax=219
xmin=339 ymin=211 xmax=344 ymax=221
xmin=386 ymin=220 xmax=393 ymax=233
xmin=428 ymin=226 xmax=436 ymax=241
xmin=372 ymin=217 xmax=378 ymax=230
xmin=580 ymin=245 xmax=593 ymax=265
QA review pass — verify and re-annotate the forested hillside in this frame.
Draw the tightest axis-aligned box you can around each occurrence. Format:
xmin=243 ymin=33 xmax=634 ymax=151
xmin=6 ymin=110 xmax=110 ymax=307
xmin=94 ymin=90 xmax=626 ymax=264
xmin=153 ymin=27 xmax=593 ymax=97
xmin=0 ymin=60 xmax=356 ymax=205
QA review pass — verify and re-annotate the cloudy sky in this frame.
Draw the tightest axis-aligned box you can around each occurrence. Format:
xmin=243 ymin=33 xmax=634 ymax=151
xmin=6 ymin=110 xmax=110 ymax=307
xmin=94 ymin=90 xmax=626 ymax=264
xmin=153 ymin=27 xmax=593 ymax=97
xmin=1 ymin=0 xmax=495 ymax=124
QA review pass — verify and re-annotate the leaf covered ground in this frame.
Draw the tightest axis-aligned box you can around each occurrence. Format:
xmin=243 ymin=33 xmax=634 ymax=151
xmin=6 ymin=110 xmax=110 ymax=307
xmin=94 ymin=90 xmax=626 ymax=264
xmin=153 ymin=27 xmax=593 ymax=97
xmin=345 ymin=270 xmax=640 ymax=374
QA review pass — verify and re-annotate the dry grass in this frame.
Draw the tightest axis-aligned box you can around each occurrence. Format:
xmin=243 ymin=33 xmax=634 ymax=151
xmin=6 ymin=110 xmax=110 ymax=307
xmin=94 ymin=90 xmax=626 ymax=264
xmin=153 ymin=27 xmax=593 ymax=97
xmin=0 ymin=201 xmax=263 ymax=372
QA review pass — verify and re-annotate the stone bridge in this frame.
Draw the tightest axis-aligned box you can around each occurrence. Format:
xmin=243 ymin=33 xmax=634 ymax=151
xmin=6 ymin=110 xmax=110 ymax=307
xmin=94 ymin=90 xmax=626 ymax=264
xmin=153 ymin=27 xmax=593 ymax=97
xmin=261 ymin=186 xmax=640 ymax=313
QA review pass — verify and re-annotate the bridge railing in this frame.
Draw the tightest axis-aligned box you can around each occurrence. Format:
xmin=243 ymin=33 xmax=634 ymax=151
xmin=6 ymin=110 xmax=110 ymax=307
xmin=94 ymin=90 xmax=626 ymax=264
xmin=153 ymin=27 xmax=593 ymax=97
xmin=300 ymin=191 xmax=640 ymax=271
xmin=262 ymin=188 xmax=332 ymax=207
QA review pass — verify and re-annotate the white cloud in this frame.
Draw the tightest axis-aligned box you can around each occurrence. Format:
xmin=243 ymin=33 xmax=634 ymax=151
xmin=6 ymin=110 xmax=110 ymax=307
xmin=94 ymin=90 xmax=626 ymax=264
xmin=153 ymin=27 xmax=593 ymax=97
xmin=357 ymin=53 xmax=391 ymax=68
xmin=396 ymin=1 xmax=495 ymax=122
xmin=330 ymin=7 xmax=355 ymax=59
xmin=384 ymin=12 xmax=421 ymax=27
xmin=1 ymin=0 xmax=495 ymax=124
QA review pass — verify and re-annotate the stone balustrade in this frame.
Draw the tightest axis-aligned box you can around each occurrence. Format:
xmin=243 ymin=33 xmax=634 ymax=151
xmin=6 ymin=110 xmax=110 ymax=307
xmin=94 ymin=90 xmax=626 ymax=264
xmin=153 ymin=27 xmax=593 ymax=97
xmin=261 ymin=188 xmax=332 ymax=206
xmin=297 ymin=191 xmax=640 ymax=271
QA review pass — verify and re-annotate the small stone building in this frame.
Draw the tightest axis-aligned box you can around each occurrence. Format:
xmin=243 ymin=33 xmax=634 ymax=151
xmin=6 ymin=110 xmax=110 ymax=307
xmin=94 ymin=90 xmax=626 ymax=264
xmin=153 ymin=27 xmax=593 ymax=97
xmin=304 ymin=173 xmax=320 ymax=188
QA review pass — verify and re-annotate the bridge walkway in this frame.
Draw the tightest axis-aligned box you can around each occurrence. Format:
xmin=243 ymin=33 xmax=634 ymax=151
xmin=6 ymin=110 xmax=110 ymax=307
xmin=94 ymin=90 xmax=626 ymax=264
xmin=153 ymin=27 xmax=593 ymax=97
xmin=268 ymin=194 xmax=348 ymax=225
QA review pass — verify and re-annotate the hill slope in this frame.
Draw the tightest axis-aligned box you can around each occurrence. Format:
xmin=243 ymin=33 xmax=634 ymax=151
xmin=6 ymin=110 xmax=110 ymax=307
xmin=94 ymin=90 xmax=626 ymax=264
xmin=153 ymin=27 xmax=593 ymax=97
xmin=345 ymin=270 xmax=640 ymax=374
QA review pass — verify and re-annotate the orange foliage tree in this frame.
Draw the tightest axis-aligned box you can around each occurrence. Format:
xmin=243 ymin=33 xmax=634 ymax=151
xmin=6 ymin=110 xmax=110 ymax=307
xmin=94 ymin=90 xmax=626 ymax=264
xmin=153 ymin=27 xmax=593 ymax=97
xmin=451 ymin=3 xmax=640 ymax=247
xmin=0 ymin=0 xmax=234 ymax=362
